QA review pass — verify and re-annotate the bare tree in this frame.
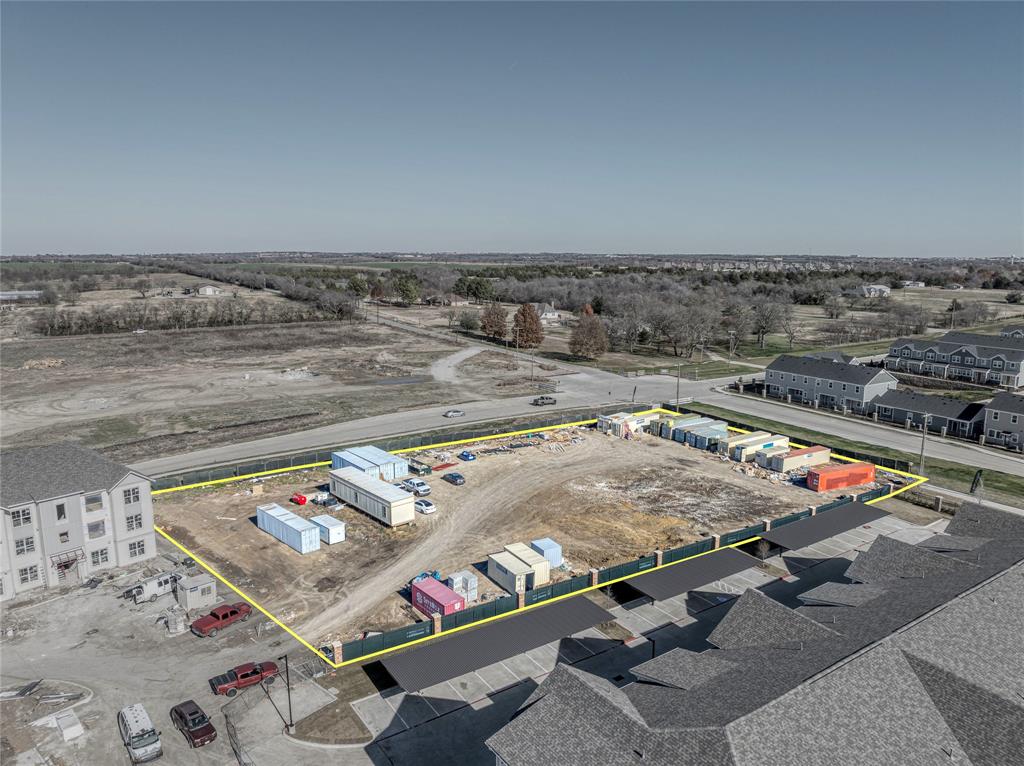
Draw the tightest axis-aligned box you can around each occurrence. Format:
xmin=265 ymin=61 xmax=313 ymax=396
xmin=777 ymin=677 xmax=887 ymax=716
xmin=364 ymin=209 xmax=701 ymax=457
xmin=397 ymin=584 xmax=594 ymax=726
xmin=752 ymin=298 xmax=787 ymax=349
xmin=778 ymin=305 xmax=799 ymax=349
xmin=442 ymin=307 xmax=459 ymax=329
xmin=133 ymin=279 xmax=152 ymax=299
xmin=822 ymin=295 xmax=847 ymax=320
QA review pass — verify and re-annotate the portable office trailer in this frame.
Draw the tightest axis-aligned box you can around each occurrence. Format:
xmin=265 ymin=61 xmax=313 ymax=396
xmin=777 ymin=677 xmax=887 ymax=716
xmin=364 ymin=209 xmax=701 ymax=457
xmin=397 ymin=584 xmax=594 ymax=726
xmin=530 ymin=538 xmax=563 ymax=568
xmin=309 ymin=514 xmax=346 ymax=544
xmin=808 ymin=463 xmax=876 ymax=492
xmin=487 ymin=551 xmax=533 ymax=594
xmin=717 ymin=431 xmax=771 ymax=455
xmin=670 ymin=418 xmax=716 ymax=443
xmin=411 ymin=578 xmax=465 ymax=617
xmin=447 ymin=570 xmax=479 ymax=603
xmin=684 ymin=421 xmax=728 ymax=446
xmin=597 ymin=412 xmax=655 ymax=438
xmin=658 ymin=414 xmax=699 ymax=439
xmin=733 ymin=435 xmax=789 ymax=462
xmin=770 ymin=445 xmax=831 ymax=473
xmin=329 ymin=468 xmax=416 ymax=527
xmin=504 ymin=542 xmax=551 ymax=587
xmin=754 ymin=445 xmax=790 ymax=469
xmin=174 ymin=573 xmax=217 ymax=611
xmin=256 ymin=503 xmax=321 ymax=554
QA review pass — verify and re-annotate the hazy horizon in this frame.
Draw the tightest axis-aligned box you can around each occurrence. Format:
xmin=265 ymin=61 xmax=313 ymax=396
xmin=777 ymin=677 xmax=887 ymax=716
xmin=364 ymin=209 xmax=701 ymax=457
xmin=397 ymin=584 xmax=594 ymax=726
xmin=3 ymin=1 xmax=1022 ymax=258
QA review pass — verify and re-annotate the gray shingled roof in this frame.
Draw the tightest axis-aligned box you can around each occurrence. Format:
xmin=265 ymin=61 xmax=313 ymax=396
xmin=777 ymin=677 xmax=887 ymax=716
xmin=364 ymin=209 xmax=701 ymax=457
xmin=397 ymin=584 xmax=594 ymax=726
xmin=487 ymin=505 xmax=1024 ymax=766
xmin=946 ymin=502 xmax=1024 ymax=539
xmin=986 ymin=391 xmax=1024 ymax=416
xmin=797 ymin=582 xmax=887 ymax=607
xmin=844 ymin=535 xmax=977 ymax=583
xmin=632 ymin=649 xmax=739 ymax=690
xmin=804 ymin=350 xmax=857 ymax=364
xmin=0 ymin=444 xmax=143 ymax=507
xmin=890 ymin=331 xmax=1024 ymax=363
xmin=766 ymin=355 xmax=894 ymax=386
xmin=872 ymin=388 xmax=985 ymax=422
xmin=707 ymin=589 xmax=838 ymax=650
xmin=917 ymin=534 xmax=987 ymax=552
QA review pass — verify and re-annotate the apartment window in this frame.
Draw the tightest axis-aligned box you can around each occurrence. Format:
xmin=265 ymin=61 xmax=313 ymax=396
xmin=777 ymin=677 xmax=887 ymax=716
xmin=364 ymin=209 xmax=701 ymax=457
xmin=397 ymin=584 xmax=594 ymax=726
xmin=55 ymin=503 xmax=67 ymax=522
xmin=803 ymin=377 xmax=808 ymax=384
xmin=828 ymin=382 xmax=834 ymax=389
xmin=11 ymin=508 xmax=31 ymax=527
xmin=126 ymin=513 xmax=143 ymax=532
xmin=855 ymin=386 xmax=862 ymax=393
xmin=59 ymin=531 xmax=70 ymax=544
xmin=992 ymin=412 xmax=1000 ymax=421
xmin=952 ymin=356 xmax=961 ymax=364
xmin=18 ymin=566 xmax=40 ymax=585
xmin=901 ymin=349 xmax=910 ymax=357
xmin=14 ymin=537 xmax=35 ymax=556
xmin=85 ymin=494 xmax=103 ymax=512
xmin=993 ymin=360 xmax=1004 ymax=369
xmin=123 ymin=487 xmax=140 ymax=505
xmin=1012 ymin=415 xmax=1019 ymax=425
xmin=87 ymin=520 xmax=106 ymax=539
xmin=988 ymin=429 xmax=998 ymax=438
xmin=841 ymin=384 xmax=847 ymax=391
xmin=128 ymin=540 xmax=146 ymax=558
xmin=91 ymin=549 xmax=109 ymax=566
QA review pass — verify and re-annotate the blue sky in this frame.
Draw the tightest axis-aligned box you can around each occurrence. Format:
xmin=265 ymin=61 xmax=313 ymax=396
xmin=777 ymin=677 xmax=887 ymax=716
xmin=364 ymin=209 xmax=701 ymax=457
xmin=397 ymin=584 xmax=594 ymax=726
xmin=2 ymin=1 xmax=1021 ymax=257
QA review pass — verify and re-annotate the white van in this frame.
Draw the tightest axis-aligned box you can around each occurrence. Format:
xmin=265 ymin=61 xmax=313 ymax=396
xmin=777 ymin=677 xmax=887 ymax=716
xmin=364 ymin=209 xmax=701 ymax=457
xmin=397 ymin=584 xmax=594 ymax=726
xmin=117 ymin=704 xmax=162 ymax=763
xmin=123 ymin=573 xmax=181 ymax=605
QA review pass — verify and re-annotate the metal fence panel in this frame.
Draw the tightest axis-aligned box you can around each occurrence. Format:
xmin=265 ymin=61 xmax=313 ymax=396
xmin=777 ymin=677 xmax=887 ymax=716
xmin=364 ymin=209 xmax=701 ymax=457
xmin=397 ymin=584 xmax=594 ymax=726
xmin=771 ymin=510 xmax=812 ymax=528
xmin=815 ymin=496 xmax=854 ymax=514
xmin=721 ymin=523 xmax=765 ymax=546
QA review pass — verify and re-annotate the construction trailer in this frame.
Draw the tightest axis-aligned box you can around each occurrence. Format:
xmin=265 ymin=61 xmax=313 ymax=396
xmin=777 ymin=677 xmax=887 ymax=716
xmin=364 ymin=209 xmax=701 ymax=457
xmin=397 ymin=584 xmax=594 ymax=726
xmin=329 ymin=467 xmax=416 ymax=527
xmin=732 ymin=434 xmax=790 ymax=462
xmin=504 ymin=542 xmax=551 ymax=587
xmin=807 ymin=462 xmax=876 ymax=492
xmin=331 ymin=445 xmax=409 ymax=481
xmin=717 ymin=431 xmax=772 ymax=456
xmin=256 ymin=503 xmax=321 ymax=554
xmin=769 ymin=445 xmax=832 ymax=473
xmin=670 ymin=417 xmax=716 ymax=443
xmin=487 ymin=551 xmax=533 ymax=594
xmin=755 ymin=445 xmax=790 ymax=469
xmin=174 ymin=573 xmax=217 ymax=612
xmin=309 ymin=514 xmax=346 ymax=544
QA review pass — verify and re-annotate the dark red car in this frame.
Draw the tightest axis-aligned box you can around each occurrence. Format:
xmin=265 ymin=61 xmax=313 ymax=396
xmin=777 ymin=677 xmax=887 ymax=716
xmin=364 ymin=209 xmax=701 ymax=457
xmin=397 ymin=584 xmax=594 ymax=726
xmin=190 ymin=602 xmax=252 ymax=638
xmin=169 ymin=700 xmax=217 ymax=748
xmin=208 ymin=661 xmax=280 ymax=697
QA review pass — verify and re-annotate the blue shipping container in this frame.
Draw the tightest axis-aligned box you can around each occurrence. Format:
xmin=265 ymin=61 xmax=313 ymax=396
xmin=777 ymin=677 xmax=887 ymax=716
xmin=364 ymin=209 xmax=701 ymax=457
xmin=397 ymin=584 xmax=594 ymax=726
xmin=530 ymin=538 xmax=563 ymax=568
xmin=671 ymin=418 xmax=714 ymax=442
xmin=256 ymin=503 xmax=321 ymax=554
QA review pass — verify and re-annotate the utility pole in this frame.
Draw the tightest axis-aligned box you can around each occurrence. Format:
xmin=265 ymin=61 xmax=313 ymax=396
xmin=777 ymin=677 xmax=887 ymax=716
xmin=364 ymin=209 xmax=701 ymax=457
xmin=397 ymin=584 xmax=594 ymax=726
xmin=675 ymin=364 xmax=681 ymax=405
xmin=918 ymin=414 xmax=930 ymax=475
xmin=278 ymin=653 xmax=294 ymax=734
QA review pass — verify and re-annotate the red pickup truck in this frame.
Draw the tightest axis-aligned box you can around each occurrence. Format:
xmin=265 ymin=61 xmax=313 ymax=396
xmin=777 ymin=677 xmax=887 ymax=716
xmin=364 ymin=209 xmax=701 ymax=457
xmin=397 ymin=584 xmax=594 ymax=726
xmin=208 ymin=661 xmax=279 ymax=697
xmin=190 ymin=602 xmax=252 ymax=638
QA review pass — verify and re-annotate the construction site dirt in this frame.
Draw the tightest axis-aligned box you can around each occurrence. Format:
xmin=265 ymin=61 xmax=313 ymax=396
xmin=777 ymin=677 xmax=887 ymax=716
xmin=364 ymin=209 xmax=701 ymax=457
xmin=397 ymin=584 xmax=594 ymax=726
xmin=154 ymin=427 xmax=877 ymax=648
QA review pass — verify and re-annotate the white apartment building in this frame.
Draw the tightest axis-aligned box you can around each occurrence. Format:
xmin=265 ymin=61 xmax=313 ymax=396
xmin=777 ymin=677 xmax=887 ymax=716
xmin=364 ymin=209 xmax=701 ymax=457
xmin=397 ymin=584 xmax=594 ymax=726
xmin=0 ymin=444 xmax=156 ymax=601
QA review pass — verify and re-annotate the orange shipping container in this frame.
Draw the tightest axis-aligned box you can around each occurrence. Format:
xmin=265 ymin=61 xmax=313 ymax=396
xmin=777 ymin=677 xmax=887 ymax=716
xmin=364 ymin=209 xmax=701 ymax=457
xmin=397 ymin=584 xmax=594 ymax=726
xmin=807 ymin=462 xmax=876 ymax=492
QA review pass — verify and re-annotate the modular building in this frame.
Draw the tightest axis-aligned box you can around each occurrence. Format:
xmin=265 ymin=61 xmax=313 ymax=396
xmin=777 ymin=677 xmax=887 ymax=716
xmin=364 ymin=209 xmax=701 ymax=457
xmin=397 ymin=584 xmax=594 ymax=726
xmin=755 ymin=445 xmax=790 ymax=469
xmin=684 ymin=421 xmax=728 ymax=448
xmin=717 ymin=431 xmax=771 ymax=456
xmin=174 ymin=573 xmax=217 ymax=612
xmin=309 ymin=514 xmax=346 ymax=544
xmin=770 ymin=445 xmax=831 ymax=473
xmin=256 ymin=503 xmax=321 ymax=554
xmin=733 ymin=434 xmax=789 ymax=462
xmin=329 ymin=467 xmax=416 ymax=527
xmin=331 ymin=445 xmax=409 ymax=482
xmin=411 ymin=577 xmax=465 ymax=617
xmin=530 ymin=538 xmax=563 ymax=568
xmin=504 ymin=542 xmax=551 ymax=587
xmin=447 ymin=570 xmax=479 ymax=603
xmin=488 ymin=551 xmax=533 ymax=594
xmin=658 ymin=415 xmax=699 ymax=439
xmin=597 ymin=412 xmax=656 ymax=438
xmin=670 ymin=418 xmax=715 ymax=443
xmin=807 ymin=463 xmax=876 ymax=492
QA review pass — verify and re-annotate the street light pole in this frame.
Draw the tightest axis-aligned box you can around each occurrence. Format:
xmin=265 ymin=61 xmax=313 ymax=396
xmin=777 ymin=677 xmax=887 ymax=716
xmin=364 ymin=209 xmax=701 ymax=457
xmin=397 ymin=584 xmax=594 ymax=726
xmin=278 ymin=654 xmax=294 ymax=734
xmin=675 ymin=364 xmax=681 ymax=406
xmin=919 ymin=414 xmax=930 ymax=475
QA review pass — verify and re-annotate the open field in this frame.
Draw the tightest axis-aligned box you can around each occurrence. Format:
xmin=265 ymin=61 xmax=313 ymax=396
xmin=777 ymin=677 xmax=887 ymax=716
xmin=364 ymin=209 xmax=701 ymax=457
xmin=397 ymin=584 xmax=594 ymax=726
xmin=153 ymin=425 xmax=879 ymax=648
xmin=0 ymin=321 xmax=536 ymax=459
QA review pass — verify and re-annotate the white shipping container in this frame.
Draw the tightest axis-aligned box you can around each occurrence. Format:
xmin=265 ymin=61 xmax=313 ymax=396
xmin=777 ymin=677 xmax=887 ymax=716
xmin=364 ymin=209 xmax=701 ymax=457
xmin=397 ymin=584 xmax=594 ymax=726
xmin=487 ymin=551 xmax=532 ymax=594
xmin=504 ymin=542 xmax=551 ymax=587
xmin=755 ymin=445 xmax=790 ymax=468
xmin=256 ymin=503 xmax=321 ymax=555
xmin=310 ymin=514 xmax=346 ymax=544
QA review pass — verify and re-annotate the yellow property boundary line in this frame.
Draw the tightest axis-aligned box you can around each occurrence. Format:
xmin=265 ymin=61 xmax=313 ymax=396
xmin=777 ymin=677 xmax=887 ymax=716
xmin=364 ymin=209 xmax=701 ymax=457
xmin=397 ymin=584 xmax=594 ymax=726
xmin=152 ymin=407 xmax=927 ymax=669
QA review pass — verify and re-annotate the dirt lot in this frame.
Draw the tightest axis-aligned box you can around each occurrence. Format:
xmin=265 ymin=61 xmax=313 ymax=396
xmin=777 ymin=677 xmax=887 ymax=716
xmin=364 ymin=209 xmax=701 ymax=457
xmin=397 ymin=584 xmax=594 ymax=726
xmin=154 ymin=427 xmax=869 ymax=646
xmin=0 ymin=322 xmax=531 ymax=459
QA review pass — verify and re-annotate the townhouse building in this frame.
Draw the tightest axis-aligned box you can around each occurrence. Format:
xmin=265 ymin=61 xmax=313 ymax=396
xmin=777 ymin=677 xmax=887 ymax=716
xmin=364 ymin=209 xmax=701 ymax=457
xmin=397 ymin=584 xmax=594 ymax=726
xmin=884 ymin=330 xmax=1024 ymax=389
xmin=0 ymin=444 xmax=156 ymax=601
xmin=982 ymin=391 xmax=1024 ymax=450
xmin=871 ymin=388 xmax=986 ymax=439
xmin=763 ymin=355 xmax=897 ymax=413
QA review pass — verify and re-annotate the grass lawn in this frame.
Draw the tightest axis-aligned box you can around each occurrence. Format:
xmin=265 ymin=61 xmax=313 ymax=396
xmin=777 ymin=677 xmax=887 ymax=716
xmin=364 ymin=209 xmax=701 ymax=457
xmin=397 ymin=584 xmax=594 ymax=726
xmin=683 ymin=401 xmax=1024 ymax=508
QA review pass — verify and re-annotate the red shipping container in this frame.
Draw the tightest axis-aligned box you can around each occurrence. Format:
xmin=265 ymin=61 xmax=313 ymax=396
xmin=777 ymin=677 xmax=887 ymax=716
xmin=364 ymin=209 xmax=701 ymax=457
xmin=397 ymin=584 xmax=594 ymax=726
xmin=411 ymin=578 xmax=465 ymax=617
xmin=807 ymin=463 xmax=876 ymax=492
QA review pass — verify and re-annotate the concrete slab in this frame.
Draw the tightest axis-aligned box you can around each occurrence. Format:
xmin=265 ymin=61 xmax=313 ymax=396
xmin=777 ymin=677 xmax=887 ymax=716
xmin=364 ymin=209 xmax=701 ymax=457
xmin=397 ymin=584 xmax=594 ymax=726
xmin=447 ymin=672 xmax=493 ymax=702
xmin=887 ymin=526 xmax=937 ymax=545
xmin=612 ymin=607 xmax=658 ymax=635
xmin=524 ymin=643 xmax=559 ymax=673
xmin=556 ymin=637 xmax=595 ymax=664
xmin=416 ymin=681 xmax=467 ymax=715
xmin=353 ymin=694 xmax=408 ymax=737
xmin=384 ymin=690 xmax=437 ymax=727
xmin=475 ymin=662 xmax=519 ymax=692
xmin=501 ymin=653 xmax=545 ymax=681
xmin=630 ymin=602 xmax=675 ymax=627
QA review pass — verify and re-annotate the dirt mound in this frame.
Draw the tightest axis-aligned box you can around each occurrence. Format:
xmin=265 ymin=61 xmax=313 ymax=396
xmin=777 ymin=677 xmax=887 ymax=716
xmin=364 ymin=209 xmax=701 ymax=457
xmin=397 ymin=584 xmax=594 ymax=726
xmin=21 ymin=358 xmax=64 ymax=369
